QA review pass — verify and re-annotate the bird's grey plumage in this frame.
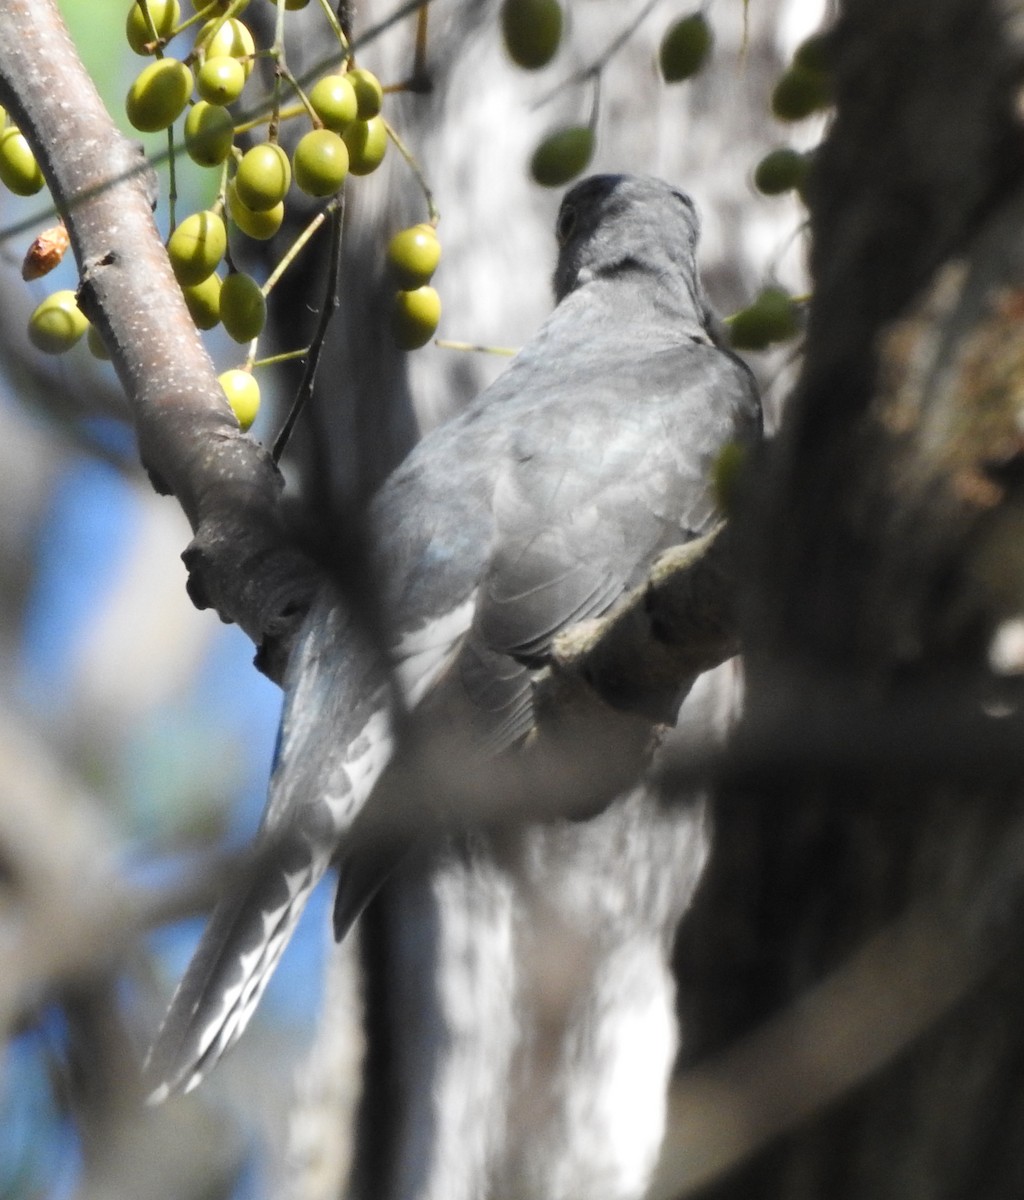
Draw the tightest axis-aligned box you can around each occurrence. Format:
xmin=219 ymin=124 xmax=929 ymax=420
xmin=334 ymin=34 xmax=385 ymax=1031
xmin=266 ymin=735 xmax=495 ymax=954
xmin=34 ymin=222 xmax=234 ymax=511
xmin=146 ymin=174 xmax=761 ymax=1102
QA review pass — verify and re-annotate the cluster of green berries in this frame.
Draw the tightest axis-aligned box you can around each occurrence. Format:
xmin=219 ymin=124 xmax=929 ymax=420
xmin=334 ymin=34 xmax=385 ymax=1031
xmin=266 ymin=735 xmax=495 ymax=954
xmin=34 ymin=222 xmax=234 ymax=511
xmin=497 ymin=0 xmax=593 ymax=188
xmin=749 ymin=31 xmax=832 ymax=206
xmin=727 ymin=287 xmax=800 ymax=352
xmin=502 ymin=5 xmax=714 ymax=190
xmin=727 ymin=28 xmax=833 ymax=352
xmin=9 ymin=0 xmax=449 ymax=437
xmin=387 ymin=223 xmax=442 ymax=349
xmin=121 ymin=2 xmax=402 ymax=426
xmin=770 ymin=32 xmax=832 ymax=123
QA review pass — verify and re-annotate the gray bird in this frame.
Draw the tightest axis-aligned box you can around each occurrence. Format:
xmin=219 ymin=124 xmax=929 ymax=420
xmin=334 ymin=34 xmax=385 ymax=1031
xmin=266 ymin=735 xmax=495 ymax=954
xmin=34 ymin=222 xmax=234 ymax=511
xmin=146 ymin=173 xmax=761 ymax=1106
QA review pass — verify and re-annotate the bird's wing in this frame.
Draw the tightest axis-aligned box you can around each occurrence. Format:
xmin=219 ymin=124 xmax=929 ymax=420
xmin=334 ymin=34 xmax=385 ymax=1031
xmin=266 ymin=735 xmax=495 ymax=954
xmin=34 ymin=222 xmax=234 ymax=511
xmin=460 ymin=335 xmax=759 ymax=747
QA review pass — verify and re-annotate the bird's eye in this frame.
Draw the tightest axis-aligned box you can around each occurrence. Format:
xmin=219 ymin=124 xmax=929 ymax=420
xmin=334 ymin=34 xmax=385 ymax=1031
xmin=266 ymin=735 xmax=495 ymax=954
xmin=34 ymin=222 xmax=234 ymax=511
xmin=556 ymin=203 xmax=577 ymax=245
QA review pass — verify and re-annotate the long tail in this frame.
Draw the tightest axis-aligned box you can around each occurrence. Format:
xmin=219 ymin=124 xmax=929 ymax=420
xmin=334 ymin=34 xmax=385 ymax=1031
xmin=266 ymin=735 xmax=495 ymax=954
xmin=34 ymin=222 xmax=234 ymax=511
xmin=144 ymin=834 xmax=330 ymax=1101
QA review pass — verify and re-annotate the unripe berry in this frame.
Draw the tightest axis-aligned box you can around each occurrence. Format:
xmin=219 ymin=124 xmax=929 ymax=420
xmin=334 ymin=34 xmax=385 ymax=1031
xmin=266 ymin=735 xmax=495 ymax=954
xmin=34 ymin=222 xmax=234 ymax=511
xmin=218 ymin=368 xmax=260 ymax=429
xmin=658 ymin=13 xmax=712 ymax=82
xmin=196 ymin=17 xmax=256 ymax=78
xmin=347 ymin=68 xmax=383 ymax=119
xmin=293 ymin=129 xmax=349 ymax=196
xmin=185 ymin=102 xmax=235 ymax=166
xmin=220 ymin=272 xmax=266 ymax=342
xmin=126 ymin=0 xmax=180 ymax=55
xmin=0 ymin=128 xmax=44 ymax=196
xmin=753 ymin=147 xmax=808 ymax=196
xmin=392 ymin=286 xmax=440 ymax=349
xmin=227 ymin=180 xmax=285 ymax=240
xmin=771 ymin=65 xmax=831 ymax=121
xmin=87 ymin=324 xmax=111 ymax=360
xmin=167 ymin=210 xmax=227 ymax=286
xmin=387 ymin=224 xmax=441 ymax=289
xmin=530 ymin=126 xmax=593 ymax=187
xmin=309 ymin=74 xmax=358 ymax=132
xmin=501 ymin=0 xmax=562 ymax=69
xmin=181 ymin=273 xmax=222 ymax=330
xmin=28 ymin=290 xmax=88 ymax=354
xmin=126 ymin=58 xmax=193 ymax=132
xmin=342 ymin=116 xmax=387 ymax=176
xmin=197 ymin=56 xmax=246 ymax=105
xmin=235 ymin=142 xmax=291 ymax=211
xmin=728 ymin=287 xmax=799 ymax=350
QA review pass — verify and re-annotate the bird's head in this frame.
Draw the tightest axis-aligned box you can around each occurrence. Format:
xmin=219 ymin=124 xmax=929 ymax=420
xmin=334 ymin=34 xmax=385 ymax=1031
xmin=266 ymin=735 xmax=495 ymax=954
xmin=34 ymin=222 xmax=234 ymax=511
xmin=552 ymin=174 xmax=710 ymax=327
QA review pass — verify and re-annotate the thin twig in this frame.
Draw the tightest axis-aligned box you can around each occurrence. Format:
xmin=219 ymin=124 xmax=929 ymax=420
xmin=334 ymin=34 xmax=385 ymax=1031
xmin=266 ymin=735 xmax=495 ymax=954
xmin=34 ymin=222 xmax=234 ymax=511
xmin=272 ymin=196 xmax=344 ymax=462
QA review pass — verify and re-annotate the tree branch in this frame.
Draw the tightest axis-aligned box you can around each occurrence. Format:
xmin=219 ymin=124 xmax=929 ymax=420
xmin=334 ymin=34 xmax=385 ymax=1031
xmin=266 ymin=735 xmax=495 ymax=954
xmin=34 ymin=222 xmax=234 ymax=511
xmin=546 ymin=523 xmax=738 ymax=722
xmin=0 ymin=0 xmax=321 ymax=679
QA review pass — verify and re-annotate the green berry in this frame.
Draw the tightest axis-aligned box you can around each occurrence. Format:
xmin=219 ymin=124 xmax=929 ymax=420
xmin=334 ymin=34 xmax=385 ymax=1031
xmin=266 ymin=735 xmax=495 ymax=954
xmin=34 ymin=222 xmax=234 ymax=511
xmin=196 ymin=17 xmax=256 ymax=77
xmin=220 ymin=272 xmax=266 ymax=342
xmin=126 ymin=57 xmax=193 ymax=132
xmin=771 ymin=65 xmax=831 ymax=121
xmin=342 ymin=115 xmax=388 ymax=176
xmin=0 ymin=105 xmax=7 ymax=132
xmin=28 ymin=290 xmax=88 ymax=354
xmin=794 ymin=31 xmax=831 ymax=75
xmin=347 ymin=68 xmax=383 ymax=119
xmin=387 ymin=224 xmax=440 ymax=289
xmin=309 ymin=74 xmax=358 ymax=132
xmin=711 ymin=441 xmax=749 ymax=516
xmin=235 ymin=142 xmax=291 ymax=211
xmin=728 ymin=287 xmax=799 ymax=350
xmin=293 ymin=129 xmax=349 ymax=197
xmin=227 ymin=180 xmax=284 ymax=239
xmin=659 ymin=13 xmax=712 ymax=82
xmin=126 ymin=0 xmax=180 ymax=55
xmin=167 ymin=210 xmax=227 ymax=286
xmin=218 ymin=368 xmax=260 ymax=430
xmin=500 ymin=0 xmax=562 ymax=69
xmin=753 ymin=147 xmax=808 ymax=196
xmin=530 ymin=126 xmax=593 ymax=187
xmin=184 ymin=101 xmax=235 ymax=166
xmin=0 ymin=128 xmax=44 ymax=196
xmin=197 ymin=55 xmax=246 ymax=105
xmin=181 ymin=273 xmax=222 ymax=330
xmin=392 ymin=285 xmax=440 ymax=349
xmin=86 ymin=323 xmax=111 ymax=360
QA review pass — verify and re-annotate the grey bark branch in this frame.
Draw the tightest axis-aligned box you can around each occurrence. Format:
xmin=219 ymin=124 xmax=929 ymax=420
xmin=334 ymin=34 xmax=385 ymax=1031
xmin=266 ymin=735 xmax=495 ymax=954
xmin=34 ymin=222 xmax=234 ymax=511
xmin=0 ymin=0 xmax=321 ymax=680
xmin=547 ymin=523 xmax=738 ymax=722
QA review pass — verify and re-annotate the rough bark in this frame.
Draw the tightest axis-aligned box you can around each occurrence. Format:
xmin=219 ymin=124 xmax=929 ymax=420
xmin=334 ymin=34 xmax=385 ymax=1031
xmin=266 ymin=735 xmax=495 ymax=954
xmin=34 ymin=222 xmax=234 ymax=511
xmin=668 ymin=2 xmax=1024 ymax=1197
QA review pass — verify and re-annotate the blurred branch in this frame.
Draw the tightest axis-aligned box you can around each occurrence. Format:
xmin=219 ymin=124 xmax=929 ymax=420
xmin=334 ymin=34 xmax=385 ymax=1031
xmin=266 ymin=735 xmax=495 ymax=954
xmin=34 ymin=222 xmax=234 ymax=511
xmin=652 ymin=835 xmax=1021 ymax=1199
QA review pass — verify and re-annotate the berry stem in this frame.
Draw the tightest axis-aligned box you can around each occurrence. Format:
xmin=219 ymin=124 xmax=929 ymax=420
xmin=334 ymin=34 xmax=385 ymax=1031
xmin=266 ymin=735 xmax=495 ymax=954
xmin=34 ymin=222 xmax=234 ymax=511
xmin=382 ymin=118 xmax=439 ymax=224
xmin=435 ymin=339 xmax=518 ymax=357
xmin=252 ymin=346 xmax=313 ymax=368
xmin=279 ymin=65 xmax=320 ymax=127
xmin=260 ymin=199 xmax=336 ymax=298
xmin=137 ymin=0 xmax=166 ymax=57
xmin=533 ymin=0 xmax=661 ymax=108
xmin=313 ymin=0 xmax=352 ymax=61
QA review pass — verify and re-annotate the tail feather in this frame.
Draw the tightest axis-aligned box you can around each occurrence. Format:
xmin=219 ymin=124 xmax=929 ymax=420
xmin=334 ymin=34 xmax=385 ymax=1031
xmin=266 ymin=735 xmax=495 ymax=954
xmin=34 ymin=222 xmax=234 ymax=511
xmin=145 ymin=837 xmax=330 ymax=1101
